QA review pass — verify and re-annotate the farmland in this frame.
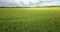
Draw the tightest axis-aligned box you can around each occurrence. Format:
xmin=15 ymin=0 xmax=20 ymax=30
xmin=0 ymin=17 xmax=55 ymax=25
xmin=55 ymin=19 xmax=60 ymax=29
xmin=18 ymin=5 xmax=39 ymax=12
xmin=0 ymin=8 xmax=60 ymax=32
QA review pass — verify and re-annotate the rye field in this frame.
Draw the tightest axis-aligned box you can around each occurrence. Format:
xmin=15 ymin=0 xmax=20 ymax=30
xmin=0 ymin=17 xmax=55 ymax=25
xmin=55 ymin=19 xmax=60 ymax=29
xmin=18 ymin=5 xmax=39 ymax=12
xmin=0 ymin=8 xmax=60 ymax=32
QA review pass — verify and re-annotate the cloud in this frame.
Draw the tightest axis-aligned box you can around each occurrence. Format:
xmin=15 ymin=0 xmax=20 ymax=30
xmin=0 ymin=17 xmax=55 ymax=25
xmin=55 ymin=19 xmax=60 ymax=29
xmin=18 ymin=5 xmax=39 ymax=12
xmin=0 ymin=0 xmax=60 ymax=7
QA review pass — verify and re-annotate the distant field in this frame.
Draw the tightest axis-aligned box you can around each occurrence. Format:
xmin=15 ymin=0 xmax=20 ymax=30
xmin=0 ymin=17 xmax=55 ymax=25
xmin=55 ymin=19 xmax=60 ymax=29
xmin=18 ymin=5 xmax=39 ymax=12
xmin=0 ymin=8 xmax=60 ymax=32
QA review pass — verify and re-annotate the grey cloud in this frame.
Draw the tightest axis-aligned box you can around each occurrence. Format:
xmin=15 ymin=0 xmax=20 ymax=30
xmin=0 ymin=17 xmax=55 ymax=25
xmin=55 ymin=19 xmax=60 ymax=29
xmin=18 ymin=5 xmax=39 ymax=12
xmin=0 ymin=0 xmax=60 ymax=7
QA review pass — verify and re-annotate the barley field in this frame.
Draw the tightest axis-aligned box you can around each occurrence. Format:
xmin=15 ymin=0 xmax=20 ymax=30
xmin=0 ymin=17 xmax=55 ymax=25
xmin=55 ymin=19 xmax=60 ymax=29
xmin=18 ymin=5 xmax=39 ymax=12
xmin=0 ymin=8 xmax=60 ymax=32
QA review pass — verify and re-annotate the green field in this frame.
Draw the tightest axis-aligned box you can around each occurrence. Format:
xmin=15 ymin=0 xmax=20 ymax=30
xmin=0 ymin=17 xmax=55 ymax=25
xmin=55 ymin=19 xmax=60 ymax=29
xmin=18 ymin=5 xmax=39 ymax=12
xmin=0 ymin=8 xmax=60 ymax=32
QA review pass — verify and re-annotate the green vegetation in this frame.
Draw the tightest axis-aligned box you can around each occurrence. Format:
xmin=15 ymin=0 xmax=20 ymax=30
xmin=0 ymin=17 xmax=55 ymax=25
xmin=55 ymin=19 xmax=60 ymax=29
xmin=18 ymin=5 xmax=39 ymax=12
xmin=35 ymin=6 xmax=60 ymax=8
xmin=0 ymin=8 xmax=60 ymax=32
xmin=0 ymin=6 xmax=60 ymax=8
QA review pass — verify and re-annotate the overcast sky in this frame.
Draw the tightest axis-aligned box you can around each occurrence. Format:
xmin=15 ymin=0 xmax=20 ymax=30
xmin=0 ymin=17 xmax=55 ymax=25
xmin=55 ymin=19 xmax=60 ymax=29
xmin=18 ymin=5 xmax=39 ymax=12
xmin=0 ymin=0 xmax=60 ymax=7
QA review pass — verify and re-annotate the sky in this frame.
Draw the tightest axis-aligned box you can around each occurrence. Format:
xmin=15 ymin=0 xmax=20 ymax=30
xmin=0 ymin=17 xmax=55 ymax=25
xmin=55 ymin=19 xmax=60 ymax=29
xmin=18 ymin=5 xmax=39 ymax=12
xmin=0 ymin=0 xmax=60 ymax=7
